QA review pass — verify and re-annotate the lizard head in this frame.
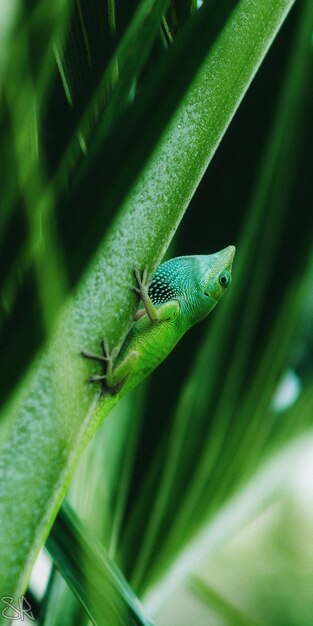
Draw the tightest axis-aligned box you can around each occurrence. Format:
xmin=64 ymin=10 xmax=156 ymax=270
xmin=187 ymin=245 xmax=236 ymax=324
xmin=203 ymin=245 xmax=235 ymax=301
xmin=148 ymin=246 xmax=235 ymax=327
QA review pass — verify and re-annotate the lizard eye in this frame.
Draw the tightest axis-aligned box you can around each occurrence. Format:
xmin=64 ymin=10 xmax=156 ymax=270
xmin=218 ymin=270 xmax=231 ymax=289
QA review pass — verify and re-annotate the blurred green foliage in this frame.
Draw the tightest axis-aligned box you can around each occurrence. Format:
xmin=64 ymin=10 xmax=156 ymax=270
xmin=1 ymin=0 xmax=313 ymax=624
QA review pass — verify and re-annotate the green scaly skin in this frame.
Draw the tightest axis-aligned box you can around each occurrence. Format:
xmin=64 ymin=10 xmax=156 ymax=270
xmin=83 ymin=246 xmax=235 ymax=399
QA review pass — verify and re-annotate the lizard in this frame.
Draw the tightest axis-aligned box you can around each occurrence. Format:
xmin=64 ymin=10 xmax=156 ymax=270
xmin=82 ymin=245 xmax=235 ymax=398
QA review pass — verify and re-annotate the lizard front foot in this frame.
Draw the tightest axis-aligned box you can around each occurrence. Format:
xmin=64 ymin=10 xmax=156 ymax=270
xmin=133 ymin=267 xmax=149 ymax=299
xmin=133 ymin=267 xmax=161 ymax=322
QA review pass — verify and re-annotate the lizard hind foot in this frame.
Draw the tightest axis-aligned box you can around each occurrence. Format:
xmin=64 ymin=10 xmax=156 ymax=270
xmin=81 ymin=349 xmax=108 ymax=363
xmin=82 ymin=337 xmax=116 ymax=387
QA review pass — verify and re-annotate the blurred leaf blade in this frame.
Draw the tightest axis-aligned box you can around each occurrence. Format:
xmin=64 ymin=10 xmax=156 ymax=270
xmin=143 ymin=431 xmax=313 ymax=615
xmin=46 ymin=503 xmax=155 ymax=626
xmin=0 ymin=0 xmax=71 ymax=234
xmin=55 ymin=0 xmax=171 ymax=178
xmin=190 ymin=576 xmax=263 ymax=626
xmin=0 ymin=0 xmax=169 ymax=336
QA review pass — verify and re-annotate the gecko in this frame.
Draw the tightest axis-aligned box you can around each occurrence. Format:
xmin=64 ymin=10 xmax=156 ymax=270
xmin=82 ymin=245 xmax=235 ymax=398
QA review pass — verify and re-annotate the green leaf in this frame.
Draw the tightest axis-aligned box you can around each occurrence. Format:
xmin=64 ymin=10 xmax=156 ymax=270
xmin=46 ymin=502 xmax=154 ymax=626
xmin=55 ymin=0 xmax=171 ymax=181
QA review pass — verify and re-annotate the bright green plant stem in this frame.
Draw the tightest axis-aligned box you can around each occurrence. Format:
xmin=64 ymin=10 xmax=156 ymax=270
xmin=0 ymin=0 xmax=296 ymax=603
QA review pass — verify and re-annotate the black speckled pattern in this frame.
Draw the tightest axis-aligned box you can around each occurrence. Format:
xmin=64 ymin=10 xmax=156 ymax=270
xmin=148 ymin=257 xmax=194 ymax=305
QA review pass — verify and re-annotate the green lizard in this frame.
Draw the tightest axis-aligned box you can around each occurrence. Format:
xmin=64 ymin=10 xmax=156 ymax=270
xmin=82 ymin=246 xmax=235 ymax=397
